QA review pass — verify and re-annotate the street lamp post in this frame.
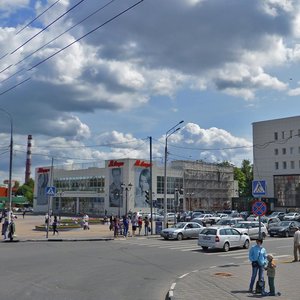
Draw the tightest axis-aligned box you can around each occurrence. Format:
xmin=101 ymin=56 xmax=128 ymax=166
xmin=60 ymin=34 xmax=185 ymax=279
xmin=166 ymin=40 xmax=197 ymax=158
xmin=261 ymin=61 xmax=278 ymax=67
xmin=164 ymin=120 xmax=184 ymax=228
xmin=0 ymin=108 xmax=13 ymax=224
xmin=121 ymin=183 xmax=132 ymax=216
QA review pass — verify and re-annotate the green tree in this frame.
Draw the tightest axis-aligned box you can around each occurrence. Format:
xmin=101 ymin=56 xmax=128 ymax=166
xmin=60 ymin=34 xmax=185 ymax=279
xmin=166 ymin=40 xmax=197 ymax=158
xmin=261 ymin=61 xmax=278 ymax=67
xmin=17 ymin=179 xmax=34 ymax=205
xmin=240 ymin=159 xmax=253 ymax=197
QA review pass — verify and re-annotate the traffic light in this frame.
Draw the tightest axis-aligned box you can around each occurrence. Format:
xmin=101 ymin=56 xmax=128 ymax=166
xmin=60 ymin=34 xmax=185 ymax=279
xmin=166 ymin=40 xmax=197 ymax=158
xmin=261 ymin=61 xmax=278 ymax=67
xmin=145 ymin=190 xmax=149 ymax=204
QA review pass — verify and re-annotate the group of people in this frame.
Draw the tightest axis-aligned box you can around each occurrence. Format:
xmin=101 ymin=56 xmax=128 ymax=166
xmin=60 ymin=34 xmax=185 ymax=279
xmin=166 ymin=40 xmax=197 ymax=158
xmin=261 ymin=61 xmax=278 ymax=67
xmin=1 ymin=210 xmax=16 ymax=240
xmin=248 ymin=226 xmax=300 ymax=296
xmin=109 ymin=213 xmax=151 ymax=238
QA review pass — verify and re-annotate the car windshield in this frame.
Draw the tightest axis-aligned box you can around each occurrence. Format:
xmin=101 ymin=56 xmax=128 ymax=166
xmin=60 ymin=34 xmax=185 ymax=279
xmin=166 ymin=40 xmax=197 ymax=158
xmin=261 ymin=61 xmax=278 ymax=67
xmin=235 ymin=223 xmax=248 ymax=228
xmin=278 ymin=221 xmax=291 ymax=227
xmin=173 ymin=222 xmax=186 ymax=229
xmin=216 ymin=219 xmax=231 ymax=225
xmin=201 ymin=228 xmax=217 ymax=235
xmin=286 ymin=213 xmax=295 ymax=216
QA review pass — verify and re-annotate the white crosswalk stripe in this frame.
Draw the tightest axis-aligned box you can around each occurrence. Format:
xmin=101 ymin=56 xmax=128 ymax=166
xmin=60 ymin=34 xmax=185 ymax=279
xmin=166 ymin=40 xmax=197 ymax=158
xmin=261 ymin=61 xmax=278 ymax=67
xmin=113 ymin=238 xmax=294 ymax=261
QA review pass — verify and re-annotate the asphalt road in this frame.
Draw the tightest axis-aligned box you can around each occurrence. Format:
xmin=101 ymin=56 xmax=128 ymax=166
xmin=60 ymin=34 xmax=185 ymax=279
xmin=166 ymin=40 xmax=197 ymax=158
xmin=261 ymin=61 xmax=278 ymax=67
xmin=0 ymin=237 xmax=294 ymax=300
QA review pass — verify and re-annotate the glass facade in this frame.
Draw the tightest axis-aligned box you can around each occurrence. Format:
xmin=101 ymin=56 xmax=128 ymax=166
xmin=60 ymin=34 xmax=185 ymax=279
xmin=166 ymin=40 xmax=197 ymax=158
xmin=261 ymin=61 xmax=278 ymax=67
xmin=54 ymin=176 xmax=105 ymax=193
xmin=156 ymin=176 xmax=183 ymax=194
xmin=274 ymin=175 xmax=300 ymax=207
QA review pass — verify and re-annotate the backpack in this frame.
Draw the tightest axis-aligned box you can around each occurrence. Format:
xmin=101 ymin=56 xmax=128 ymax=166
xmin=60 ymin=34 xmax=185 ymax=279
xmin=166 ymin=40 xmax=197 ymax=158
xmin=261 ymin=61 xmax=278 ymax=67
xmin=255 ymin=279 xmax=265 ymax=294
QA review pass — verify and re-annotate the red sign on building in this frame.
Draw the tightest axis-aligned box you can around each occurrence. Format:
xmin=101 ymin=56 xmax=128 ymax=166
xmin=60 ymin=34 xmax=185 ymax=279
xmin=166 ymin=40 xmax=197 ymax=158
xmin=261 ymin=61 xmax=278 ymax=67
xmin=108 ymin=160 xmax=124 ymax=167
xmin=134 ymin=160 xmax=151 ymax=168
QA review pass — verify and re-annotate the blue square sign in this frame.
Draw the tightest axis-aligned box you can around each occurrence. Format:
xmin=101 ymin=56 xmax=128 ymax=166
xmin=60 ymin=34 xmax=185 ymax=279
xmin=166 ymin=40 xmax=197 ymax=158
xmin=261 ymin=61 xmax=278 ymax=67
xmin=252 ymin=180 xmax=266 ymax=197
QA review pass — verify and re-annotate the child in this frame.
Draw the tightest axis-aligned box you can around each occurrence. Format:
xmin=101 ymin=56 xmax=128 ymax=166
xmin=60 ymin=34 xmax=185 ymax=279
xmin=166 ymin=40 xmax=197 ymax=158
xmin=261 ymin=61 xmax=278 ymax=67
xmin=266 ymin=254 xmax=276 ymax=296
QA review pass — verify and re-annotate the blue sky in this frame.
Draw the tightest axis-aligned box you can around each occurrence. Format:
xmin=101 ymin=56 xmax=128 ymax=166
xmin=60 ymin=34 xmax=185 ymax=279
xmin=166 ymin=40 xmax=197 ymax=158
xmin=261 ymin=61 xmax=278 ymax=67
xmin=0 ymin=0 xmax=300 ymax=183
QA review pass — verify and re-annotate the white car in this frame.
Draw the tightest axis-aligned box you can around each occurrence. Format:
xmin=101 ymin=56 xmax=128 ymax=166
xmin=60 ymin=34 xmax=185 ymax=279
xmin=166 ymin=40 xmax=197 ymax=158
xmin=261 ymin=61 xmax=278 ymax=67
xmin=160 ymin=222 xmax=204 ymax=240
xmin=198 ymin=226 xmax=250 ymax=252
xmin=283 ymin=212 xmax=300 ymax=221
xmin=247 ymin=214 xmax=259 ymax=221
xmin=233 ymin=221 xmax=268 ymax=239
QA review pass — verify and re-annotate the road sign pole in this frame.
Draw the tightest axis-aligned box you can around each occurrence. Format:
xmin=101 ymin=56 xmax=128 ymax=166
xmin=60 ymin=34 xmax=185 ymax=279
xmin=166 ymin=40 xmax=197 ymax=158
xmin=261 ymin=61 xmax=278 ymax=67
xmin=258 ymin=198 xmax=261 ymax=239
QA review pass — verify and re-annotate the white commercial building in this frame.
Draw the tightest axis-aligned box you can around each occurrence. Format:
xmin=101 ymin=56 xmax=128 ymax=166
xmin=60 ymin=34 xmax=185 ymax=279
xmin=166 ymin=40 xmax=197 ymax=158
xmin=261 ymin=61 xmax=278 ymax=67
xmin=34 ymin=158 xmax=236 ymax=216
xmin=253 ymin=115 xmax=300 ymax=209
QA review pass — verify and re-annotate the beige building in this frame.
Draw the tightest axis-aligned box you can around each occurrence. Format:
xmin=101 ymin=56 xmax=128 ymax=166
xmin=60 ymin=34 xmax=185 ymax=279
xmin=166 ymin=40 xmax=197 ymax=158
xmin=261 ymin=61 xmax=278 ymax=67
xmin=253 ymin=115 xmax=300 ymax=208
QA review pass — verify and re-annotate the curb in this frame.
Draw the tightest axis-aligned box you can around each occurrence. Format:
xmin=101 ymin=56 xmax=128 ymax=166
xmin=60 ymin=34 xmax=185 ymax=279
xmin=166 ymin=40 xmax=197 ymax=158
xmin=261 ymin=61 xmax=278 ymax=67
xmin=1 ymin=237 xmax=114 ymax=243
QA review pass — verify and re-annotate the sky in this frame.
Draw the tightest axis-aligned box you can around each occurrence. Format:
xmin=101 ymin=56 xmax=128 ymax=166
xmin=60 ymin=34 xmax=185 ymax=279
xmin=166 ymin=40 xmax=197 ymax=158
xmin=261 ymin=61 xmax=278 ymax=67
xmin=0 ymin=0 xmax=300 ymax=184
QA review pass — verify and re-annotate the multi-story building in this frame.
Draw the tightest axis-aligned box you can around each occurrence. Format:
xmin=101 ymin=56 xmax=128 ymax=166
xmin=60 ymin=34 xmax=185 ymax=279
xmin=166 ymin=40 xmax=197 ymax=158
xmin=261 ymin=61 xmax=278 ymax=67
xmin=34 ymin=158 xmax=236 ymax=216
xmin=253 ymin=115 xmax=300 ymax=209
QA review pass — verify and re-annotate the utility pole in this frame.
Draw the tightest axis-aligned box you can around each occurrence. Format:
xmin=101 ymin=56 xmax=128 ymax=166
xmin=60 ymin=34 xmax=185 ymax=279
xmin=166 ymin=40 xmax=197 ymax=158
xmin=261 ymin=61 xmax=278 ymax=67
xmin=149 ymin=136 xmax=153 ymax=234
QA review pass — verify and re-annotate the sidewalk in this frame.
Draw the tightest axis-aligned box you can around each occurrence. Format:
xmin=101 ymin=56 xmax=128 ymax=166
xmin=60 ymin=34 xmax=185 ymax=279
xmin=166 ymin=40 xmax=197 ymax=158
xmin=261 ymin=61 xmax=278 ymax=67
xmin=2 ymin=214 xmax=115 ymax=242
xmin=169 ymin=260 xmax=299 ymax=300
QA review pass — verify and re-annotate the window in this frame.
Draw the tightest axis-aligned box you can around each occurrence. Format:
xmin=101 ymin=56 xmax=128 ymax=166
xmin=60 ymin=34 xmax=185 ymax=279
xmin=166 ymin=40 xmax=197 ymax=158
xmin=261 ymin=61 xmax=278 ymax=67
xmin=298 ymin=129 xmax=300 ymax=137
xmin=274 ymin=132 xmax=278 ymax=140
xmin=274 ymin=149 xmax=278 ymax=155
xmin=283 ymin=161 xmax=287 ymax=169
xmin=290 ymin=130 xmax=293 ymax=138
xmin=291 ymin=161 xmax=295 ymax=169
xmin=290 ymin=147 xmax=294 ymax=155
xmin=282 ymin=131 xmax=285 ymax=139
xmin=275 ymin=162 xmax=279 ymax=170
xmin=282 ymin=148 xmax=286 ymax=155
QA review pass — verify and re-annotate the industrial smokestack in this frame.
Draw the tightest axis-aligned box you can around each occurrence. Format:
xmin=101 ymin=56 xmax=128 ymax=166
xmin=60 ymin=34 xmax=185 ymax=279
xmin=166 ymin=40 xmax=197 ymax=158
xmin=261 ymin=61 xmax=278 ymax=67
xmin=25 ymin=134 xmax=32 ymax=184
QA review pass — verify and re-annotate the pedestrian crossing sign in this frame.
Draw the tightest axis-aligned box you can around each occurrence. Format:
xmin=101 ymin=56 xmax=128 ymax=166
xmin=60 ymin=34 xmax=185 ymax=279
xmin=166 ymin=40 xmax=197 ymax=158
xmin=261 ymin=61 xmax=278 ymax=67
xmin=252 ymin=180 xmax=266 ymax=197
xmin=46 ymin=186 xmax=56 ymax=196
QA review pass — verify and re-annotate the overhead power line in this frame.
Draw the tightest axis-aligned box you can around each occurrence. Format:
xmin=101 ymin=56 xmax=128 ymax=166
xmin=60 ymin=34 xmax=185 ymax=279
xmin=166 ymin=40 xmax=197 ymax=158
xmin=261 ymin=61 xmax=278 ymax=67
xmin=28 ymin=0 xmax=144 ymax=71
xmin=16 ymin=0 xmax=62 ymax=35
xmin=15 ymin=0 xmax=117 ymax=67
xmin=11 ymin=0 xmax=86 ymax=55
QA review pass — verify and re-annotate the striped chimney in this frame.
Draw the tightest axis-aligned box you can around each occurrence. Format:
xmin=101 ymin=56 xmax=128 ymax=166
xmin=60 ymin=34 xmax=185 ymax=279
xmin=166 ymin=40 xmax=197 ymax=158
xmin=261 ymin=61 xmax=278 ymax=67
xmin=25 ymin=134 xmax=32 ymax=184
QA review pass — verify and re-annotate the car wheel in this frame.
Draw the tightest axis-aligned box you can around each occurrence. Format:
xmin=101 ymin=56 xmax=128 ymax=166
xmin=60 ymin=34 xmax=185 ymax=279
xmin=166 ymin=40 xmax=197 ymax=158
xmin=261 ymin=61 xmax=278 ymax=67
xmin=262 ymin=232 xmax=266 ymax=239
xmin=177 ymin=233 xmax=183 ymax=241
xmin=269 ymin=234 xmax=274 ymax=237
xmin=243 ymin=239 xmax=250 ymax=249
xmin=163 ymin=237 xmax=168 ymax=240
xmin=223 ymin=242 xmax=230 ymax=252
xmin=202 ymin=246 xmax=208 ymax=251
xmin=285 ymin=231 xmax=289 ymax=238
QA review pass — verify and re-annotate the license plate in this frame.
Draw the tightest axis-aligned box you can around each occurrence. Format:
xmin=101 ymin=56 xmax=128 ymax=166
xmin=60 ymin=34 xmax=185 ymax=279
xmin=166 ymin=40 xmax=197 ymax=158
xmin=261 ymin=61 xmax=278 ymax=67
xmin=202 ymin=236 xmax=211 ymax=240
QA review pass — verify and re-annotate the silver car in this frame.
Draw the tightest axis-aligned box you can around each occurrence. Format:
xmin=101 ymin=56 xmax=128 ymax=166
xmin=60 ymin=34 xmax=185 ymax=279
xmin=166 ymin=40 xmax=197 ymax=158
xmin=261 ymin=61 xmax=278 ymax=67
xmin=198 ymin=226 xmax=250 ymax=252
xmin=160 ymin=222 xmax=203 ymax=240
xmin=233 ymin=221 xmax=268 ymax=239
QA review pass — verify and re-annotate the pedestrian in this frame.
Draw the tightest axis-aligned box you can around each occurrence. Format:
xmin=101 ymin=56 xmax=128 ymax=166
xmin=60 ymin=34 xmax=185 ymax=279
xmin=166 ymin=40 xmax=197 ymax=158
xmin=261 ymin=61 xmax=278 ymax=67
xmin=123 ymin=215 xmax=129 ymax=237
xmin=52 ymin=216 xmax=59 ymax=235
xmin=8 ymin=219 xmax=15 ymax=241
xmin=248 ymin=238 xmax=267 ymax=294
xmin=265 ymin=254 xmax=277 ymax=296
xmin=109 ymin=215 xmax=114 ymax=231
xmin=293 ymin=226 xmax=300 ymax=262
xmin=131 ymin=213 xmax=138 ymax=236
xmin=1 ymin=218 xmax=9 ymax=240
xmin=83 ymin=214 xmax=90 ymax=230
xmin=144 ymin=216 xmax=149 ymax=236
xmin=138 ymin=216 xmax=143 ymax=235
xmin=113 ymin=216 xmax=119 ymax=237
xmin=22 ymin=210 xmax=26 ymax=219
xmin=45 ymin=213 xmax=49 ymax=226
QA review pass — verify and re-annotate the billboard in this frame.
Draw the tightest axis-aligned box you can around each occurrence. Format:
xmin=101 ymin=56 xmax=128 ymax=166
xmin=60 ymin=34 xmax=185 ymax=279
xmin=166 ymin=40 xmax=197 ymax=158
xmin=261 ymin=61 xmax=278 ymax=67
xmin=109 ymin=167 xmax=123 ymax=207
xmin=36 ymin=167 xmax=50 ymax=205
xmin=135 ymin=167 xmax=150 ymax=208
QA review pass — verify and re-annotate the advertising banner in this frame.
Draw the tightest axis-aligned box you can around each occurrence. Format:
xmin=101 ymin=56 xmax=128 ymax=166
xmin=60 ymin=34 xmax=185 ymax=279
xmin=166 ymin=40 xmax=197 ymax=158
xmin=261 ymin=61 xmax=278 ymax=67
xmin=135 ymin=167 xmax=150 ymax=208
xmin=36 ymin=167 xmax=50 ymax=205
xmin=109 ymin=167 xmax=123 ymax=207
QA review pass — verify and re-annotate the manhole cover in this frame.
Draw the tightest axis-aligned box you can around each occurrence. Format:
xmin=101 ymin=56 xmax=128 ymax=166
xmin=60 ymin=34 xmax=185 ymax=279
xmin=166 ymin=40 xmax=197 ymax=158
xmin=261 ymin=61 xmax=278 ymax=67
xmin=214 ymin=272 xmax=233 ymax=277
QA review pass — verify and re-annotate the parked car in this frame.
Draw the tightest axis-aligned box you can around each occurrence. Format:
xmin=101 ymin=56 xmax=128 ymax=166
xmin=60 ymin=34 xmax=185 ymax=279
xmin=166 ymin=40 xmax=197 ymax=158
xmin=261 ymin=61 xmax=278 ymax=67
xmin=240 ymin=211 xmax=251 ymax=220
xmin=246 ymin=214 xmax=259 ymax=221
xmin=190 ymin=218 xmax=204 ymax=226
xmin=267 ymin=212 xmax=286 ymax=221
xmin=160 ymin=222 xmax=204 ymax=240
xmin=206 ymin=213 xmax=228 ymax=224
xmin=147 ymin=213 xmax=163 ymax=221
xmin=233 ymin=221 xmax=268 ymax=239
xmin=268 ymin=221 xmax=300 ymax=237
xmin=283 ymin=212 xmax=300 ymax=221
xmin=261 ymin=216 xmax=281 ymax=230
xmin=198 ymin=226 xmax=250 ymax=252
xmin=213 ymin=217 xmax=243 ymax=227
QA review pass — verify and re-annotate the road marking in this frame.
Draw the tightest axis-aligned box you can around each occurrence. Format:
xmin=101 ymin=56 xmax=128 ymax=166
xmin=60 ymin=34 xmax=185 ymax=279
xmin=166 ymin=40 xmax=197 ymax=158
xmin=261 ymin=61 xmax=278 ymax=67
xmin=205 ymin=249 xmax=248 ymax=256
xmin=276 ymin=246 xmax=291 ymax=249
xmin=179 ymin=273 xmax=189 ymax=279
xmin=181 ymin=247 xmax=202 ymax=252
xmin=170 ymin=283 xmax=176 ymax=290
